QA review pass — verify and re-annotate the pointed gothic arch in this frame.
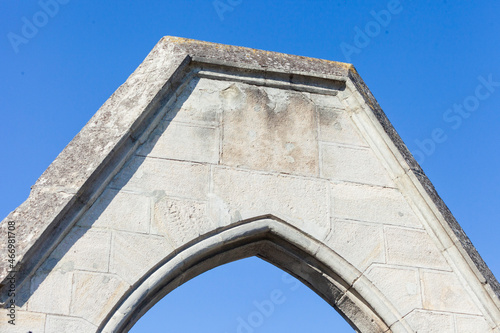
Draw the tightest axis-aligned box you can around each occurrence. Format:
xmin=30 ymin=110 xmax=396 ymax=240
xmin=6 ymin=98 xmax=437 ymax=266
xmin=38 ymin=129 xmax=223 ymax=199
xmin=102 ymin=215 xmax=401 ymax=332
xmin=1 ymin=37 xmax=499 ymax=332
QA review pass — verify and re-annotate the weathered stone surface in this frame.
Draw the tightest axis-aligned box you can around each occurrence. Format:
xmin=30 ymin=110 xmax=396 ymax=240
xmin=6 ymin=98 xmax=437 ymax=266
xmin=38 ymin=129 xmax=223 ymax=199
xmin=70 ymin=272 xmax=130 ymax=325
xmin=137 ymin=121 xmax=219 ymax=164
xmin=385 ymin=227 xmax=450 ymax=270
xmin=326 ymin=220 xmax=384 ymax=272
xmin=29 ymin=270 xmax=73 ymax=315
xmin=321 ymin=144 xmax=394 ymax=186
xmin=220 ymin=82 xmax=246 ymax=112
xmin=221 ymin=84 xmax=319 ymax=176
xmin=0 ymin=37 xmax=189 ymax=283
xmin=1 ymin=37 xmax=499 ymax=333
xmin=366 ymin=265 xmax=421 ymax=317
xmin=152 ymin=197 xmax=216 ymax=246
xmin=0 ymin=190 xmax=73 ymax=280
xmin=15 ymin=278 xmax=31 ymax=311
xmin=404 ymin=310 xmax=454 ymax=333
xmin=331 ymin=183 xmax=421 ymax=228
xmin=77 ymin=189 xmax=150 ymax=234
xmin=308 ymin=92 xmax=345 ymax=111
xmin=212 ymin=166 xmax=330 ymax=240
xmin=110 ymin=232 xmax=173 ymax=285
xmin=40 ymin=227 xmax=110 ymax=273
xmin=336 ymin=295 xmax=389 ymax=333
xmin=0 ymin=310 xmax=46 ymax=333
xmin=421 ymin=270 xmax=482 ymax=315
xmin=455 ymin=315 xmax=492 ymax=333
xmin=316 ymin=105 xmax=367 ymax=146
xmin=165 ymin=77 xmax=227 ymax=125
xmin=46 ymin=315 xmax=97 ymax=333
xmin=110 ymin=156 xmax=209 ymax=200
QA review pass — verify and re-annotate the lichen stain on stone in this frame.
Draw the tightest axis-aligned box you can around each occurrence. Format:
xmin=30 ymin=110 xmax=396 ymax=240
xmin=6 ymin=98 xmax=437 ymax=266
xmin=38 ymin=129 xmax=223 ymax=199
xmin=221 ymin=84 xmax=318 ymax=176
xmin=162 ymin=36 xmax=351 ymax=71
xmin=317 ymin=106 xmax=339 ymax=126
xmin=317 ymin=106 xmax=343 ymax=133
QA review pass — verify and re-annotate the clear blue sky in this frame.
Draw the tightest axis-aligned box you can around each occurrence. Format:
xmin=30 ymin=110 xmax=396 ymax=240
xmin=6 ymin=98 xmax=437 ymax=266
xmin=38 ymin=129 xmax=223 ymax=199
xmin=1 ymin=1 xmax=499 ymax=331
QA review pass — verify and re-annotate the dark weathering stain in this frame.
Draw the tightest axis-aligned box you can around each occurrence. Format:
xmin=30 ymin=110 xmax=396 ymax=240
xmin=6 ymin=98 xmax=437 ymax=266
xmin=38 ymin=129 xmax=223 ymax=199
xmin=317 ymin=106 xmax=340 ymax=127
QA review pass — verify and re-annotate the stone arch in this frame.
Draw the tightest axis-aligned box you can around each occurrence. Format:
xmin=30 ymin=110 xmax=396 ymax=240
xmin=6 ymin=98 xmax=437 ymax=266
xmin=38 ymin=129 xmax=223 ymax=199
xmin=102 ymin=215 xmax=402 ymax=332
xmin=1 ymin=37 xmax=499 ymax=332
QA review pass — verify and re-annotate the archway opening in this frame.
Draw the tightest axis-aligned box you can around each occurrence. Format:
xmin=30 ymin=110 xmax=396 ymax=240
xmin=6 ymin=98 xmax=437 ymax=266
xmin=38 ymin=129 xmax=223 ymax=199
xmin=130 ymin=256 xmax=355 ymax=332
xmin=103 ymin=218 xmax=393 ymax=332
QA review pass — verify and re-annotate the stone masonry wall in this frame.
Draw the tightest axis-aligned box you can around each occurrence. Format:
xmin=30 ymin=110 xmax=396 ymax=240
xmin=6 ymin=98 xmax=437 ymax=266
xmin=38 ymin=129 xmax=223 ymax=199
xmin=0 ymin=74 xmax=496 ymax=332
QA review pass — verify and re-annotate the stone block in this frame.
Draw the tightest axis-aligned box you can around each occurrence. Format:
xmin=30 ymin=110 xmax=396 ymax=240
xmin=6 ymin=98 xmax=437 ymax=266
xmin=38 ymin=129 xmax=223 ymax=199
xmin=336 ymin=294 xmax=388 ymax=333
xmin=331 ymin=183 xmax=421 ymax=228
xmin=70 ymin=272 xmax=130 ymax=325
xmin=321 ymin=144 xmax=394 ymax=187
xmin=316 ymin=105 xmax=367 ymax=146
xmin=46 ymin=315 xmax=97 ymax=333
xmin=164 ymin=77 xmax=227 ymax=125
xmin=385 ymin=227 xmax=450 ymax=270
xmin=29 ymin=270 xmax=73 ymax=315
xmin=421 ymin=270 xmax=481 ymax=315
xmin=365 ymin=265 xmax=421 ymax=316
xmin=0 ymin=310 xmax=46 ymax=333
xmin=77 ymin=189 xmax=150 ymax=234
xmin=404 ymin=310 xmax=454 ymax=333
xmin=110 ymin=156 xmax=209 ymax=200
xmin=326 ymin=220 xmax=385 ymax=271
xmin=219 ymin=82 xmax=246 ymax=112
xmin=221 ymin=84 xmax=319 ymax=176
xmin=455 ymin=315 xmax=492 ymax=333
xmin=110 ymin=231 xmax=173 ymax=285
xmin=152 ymin=197 xmax=216 ymax=247
xmin=40 ymin=227 xmax=110 ymax=273
xmin=212 ymin=167 xmax=330 ymax=240
xmin=137 ymin=122 xmax=219 ymax=164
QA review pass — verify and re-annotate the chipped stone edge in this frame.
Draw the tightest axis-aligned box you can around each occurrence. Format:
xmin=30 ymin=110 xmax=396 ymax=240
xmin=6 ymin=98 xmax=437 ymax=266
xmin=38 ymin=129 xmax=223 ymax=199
xmin=0 ymin=37 xmax=498 ymax=317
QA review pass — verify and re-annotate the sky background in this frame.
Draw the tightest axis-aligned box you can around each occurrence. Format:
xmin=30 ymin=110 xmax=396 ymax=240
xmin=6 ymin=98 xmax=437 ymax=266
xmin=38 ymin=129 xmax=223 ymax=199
xmin=1 ymin=1 xmax=499 ymax=332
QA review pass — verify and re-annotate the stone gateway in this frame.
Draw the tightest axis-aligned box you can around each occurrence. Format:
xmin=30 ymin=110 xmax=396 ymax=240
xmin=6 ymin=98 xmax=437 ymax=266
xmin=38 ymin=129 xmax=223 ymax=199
xmin=1 ymin=37 xmax=499 ymax=332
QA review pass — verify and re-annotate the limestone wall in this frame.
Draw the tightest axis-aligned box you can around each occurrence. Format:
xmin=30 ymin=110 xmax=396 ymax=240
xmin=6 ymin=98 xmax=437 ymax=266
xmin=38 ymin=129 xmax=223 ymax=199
xmin=1 ymin=37 xmax=499 ymax=332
